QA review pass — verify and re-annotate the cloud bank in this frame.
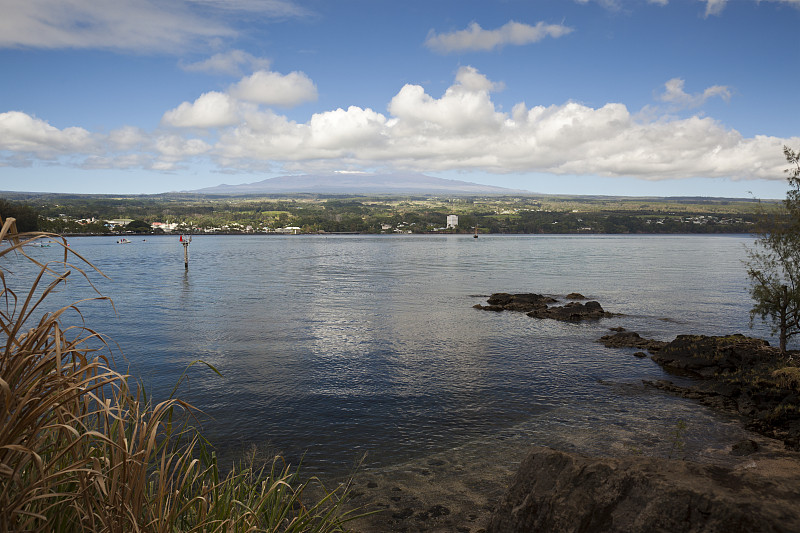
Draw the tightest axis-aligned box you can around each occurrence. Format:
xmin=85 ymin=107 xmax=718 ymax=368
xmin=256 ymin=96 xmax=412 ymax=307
xmin=1 ymin=67 xmax=796 ymax=180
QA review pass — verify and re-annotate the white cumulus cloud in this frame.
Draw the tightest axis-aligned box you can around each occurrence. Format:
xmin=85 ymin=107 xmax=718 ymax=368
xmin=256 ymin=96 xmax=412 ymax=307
xmin=207 ymin=67 xmax=797 ymax=181
xmin=228 ymin=70 xmax=318 ymax=107
xmin=425 ymin=20 xmax=573 ymax=53
xmin=387 ymin=67 xmax=505 ymax=135
xmin=1 ymin=68 xmax=797 ymax=185
xmin=156 ymin=135 xmax=211 ymax=158
xmin=307 ymin=107 xmax=388 ymax=151
xmin=0 ymin=111 xmax=96 ymax=155
xmin=108 ymin=126 xmax=149 ymax=150
xmin=151 ymin=135 xmax=212 ymax=170
xmin=161 ymin=91 xmax=243 ymax=128
xmin=657 ymin=78 xmax=732 ymax=109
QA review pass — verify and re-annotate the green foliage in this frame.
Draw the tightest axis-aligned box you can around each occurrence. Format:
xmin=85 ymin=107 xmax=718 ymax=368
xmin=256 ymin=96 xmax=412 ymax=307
xmin=0 ymin=198 xmax=40 ymax=231
xmin=746 ymin=232 xmax=800 ymax=352
xmin=125 ymin=219 xmax=152 ymax=232
xmin=746 ymin=146 xmax=800 ymax=352
xmin=667 ymin=420 xmax=687 ymax=460
xmin=783 ymin=146 xmax=800 ymax=215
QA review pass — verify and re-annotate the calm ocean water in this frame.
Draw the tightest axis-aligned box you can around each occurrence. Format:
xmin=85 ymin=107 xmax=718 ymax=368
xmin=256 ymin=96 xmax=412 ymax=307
xmin=13 ymin=234 xmax=774 ymax=473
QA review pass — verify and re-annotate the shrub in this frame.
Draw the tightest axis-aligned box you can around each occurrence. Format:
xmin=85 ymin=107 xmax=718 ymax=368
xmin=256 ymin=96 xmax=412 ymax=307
xmin=772 ymin=366 xmax=800 ymax=391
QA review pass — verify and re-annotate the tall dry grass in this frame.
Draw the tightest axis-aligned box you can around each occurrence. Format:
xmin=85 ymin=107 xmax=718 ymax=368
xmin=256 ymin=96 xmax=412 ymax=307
xmin=0 ymin=219 xmax=360 ymax=532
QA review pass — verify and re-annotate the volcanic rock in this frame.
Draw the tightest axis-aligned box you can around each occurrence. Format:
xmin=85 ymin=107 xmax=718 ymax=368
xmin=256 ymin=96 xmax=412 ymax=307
xmin=475 ymin=293 xmax=613 ymax=322
xmin=488 ymin=446 xmax=800 ymax=533
xmin=526 ymin=300 xmax=612 ymax=321
xmin=473 ymin=293 xmax=557 ymax=312
xmin=598 ymin=330 xmax=667 ymax=352
xmin=651 ymin=334 xmax=773 ymax=378
xmin=643 ymin=335 xmax=800 ymax=449
xmin=730 ymin=439 xmax=759 ymax=456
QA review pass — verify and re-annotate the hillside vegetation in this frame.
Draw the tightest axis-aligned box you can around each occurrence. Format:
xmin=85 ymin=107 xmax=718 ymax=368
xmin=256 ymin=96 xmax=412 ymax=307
xmin=0 ymin=192 xmax=780 ymax=235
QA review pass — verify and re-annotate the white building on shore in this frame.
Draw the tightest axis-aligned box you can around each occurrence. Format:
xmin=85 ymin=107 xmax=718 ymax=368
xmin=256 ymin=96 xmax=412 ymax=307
xmin=446 ymin=214 xmax=458 ymax=228
xmin=151 ymin=222 xmax=179 ymax=232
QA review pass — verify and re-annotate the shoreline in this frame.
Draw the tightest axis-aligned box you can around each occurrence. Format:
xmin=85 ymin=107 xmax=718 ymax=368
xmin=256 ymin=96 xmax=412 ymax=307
xmin=328 ymin=405 xmax=790 ymax=532
xmin=316 ymin=390 xmax=784 ymax=532
xmin=325 ymin=331 xmax=800 ymax=532
xmin=55 ymin=231 xmax=759 ymax=237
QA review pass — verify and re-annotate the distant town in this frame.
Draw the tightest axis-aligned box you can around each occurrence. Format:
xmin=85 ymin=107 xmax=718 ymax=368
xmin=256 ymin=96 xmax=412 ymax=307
xmin=0 ymin=192 xmax=779 ymax=236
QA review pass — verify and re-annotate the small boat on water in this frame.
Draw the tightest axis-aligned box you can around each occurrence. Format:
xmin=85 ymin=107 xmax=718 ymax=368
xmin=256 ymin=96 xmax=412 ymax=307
xmin=474 ymin=225 xmax=479 ymax=239
xmin=27 ymin=241 xmax=51 ymax=247
xmin=117 ymin=238 xmax=131 ymax=244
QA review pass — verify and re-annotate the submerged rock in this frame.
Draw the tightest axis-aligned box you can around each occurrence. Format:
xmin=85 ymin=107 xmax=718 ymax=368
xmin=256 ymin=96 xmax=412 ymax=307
xmin=730 ymin=439 xmax=759 ymax=456
xmin=488 ymin=446 xmax=800 ymax=533
xmin=472 ymin=303 xmax=505 ymax=312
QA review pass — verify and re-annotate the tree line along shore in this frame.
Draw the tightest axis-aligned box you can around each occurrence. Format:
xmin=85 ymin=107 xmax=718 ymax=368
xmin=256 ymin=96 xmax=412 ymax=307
xmin=0 ymin=192 xmax=778 ymax=236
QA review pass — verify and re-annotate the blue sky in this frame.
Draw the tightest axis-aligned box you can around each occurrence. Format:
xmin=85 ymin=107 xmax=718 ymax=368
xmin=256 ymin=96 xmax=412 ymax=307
xmin=0 ymin=0 xmax=798 ymax=198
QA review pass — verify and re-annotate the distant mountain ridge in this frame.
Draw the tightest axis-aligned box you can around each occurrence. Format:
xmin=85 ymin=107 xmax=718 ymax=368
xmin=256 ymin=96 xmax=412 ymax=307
xmin=191 ymin=172 xmax=528 ymax=195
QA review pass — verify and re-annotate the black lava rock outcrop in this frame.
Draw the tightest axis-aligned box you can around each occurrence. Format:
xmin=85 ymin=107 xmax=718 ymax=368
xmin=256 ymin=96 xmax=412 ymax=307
xmin=599 ymin=331 xmax=800 ymax=449
xmin=473 ymin=292 xmax=557 ymax=312
xmin=651 ymin=334 xmax=773 ymax=377
xmin=526 ymin=300 xmax=611 ymax=321
xmin=644 ymin=334 xmax=800 ymax=448
xmin=488 ymin=446 xmax=800 ymax=533
xmin=598 ymin=329 xmax=667 ymax=352
xmin=474 ymin=293 xmax=612 ymax=321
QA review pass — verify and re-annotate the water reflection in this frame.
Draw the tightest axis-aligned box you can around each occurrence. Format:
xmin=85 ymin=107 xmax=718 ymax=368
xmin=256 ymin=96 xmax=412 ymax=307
xmin=46 ymin=234 xmax=770 ymax=473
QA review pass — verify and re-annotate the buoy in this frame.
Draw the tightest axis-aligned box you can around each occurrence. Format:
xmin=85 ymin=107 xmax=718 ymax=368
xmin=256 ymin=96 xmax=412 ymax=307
xmin=181 ymin=234 xmax=192 ymax=269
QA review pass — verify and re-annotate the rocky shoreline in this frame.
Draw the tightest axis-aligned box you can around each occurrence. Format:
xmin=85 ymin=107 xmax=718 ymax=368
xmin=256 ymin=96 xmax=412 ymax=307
xmin=481 ymin=297 xmax=800 ymax=532
xmin=343 ymin=296 xmax=800 ymax=532
xmin=488 ymin=443 xmax=800 ymax=533
xmin=600 ymin=329 xmax=800 ymax=449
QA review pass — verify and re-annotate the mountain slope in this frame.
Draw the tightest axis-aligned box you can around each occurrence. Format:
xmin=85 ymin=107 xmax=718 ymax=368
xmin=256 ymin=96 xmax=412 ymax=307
xmin=192 ymin=172 xmax=527 ymax=195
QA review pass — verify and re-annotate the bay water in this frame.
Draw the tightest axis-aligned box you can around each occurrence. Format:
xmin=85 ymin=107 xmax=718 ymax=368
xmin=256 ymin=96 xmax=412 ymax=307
xmin=15 ymin=234 xmax=773 ymax=475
